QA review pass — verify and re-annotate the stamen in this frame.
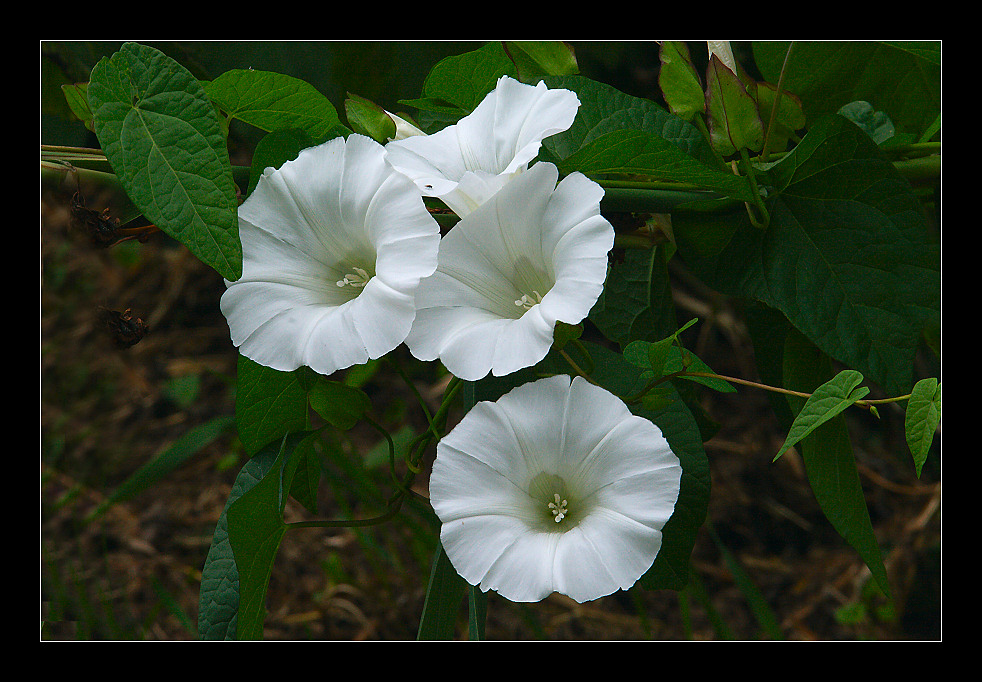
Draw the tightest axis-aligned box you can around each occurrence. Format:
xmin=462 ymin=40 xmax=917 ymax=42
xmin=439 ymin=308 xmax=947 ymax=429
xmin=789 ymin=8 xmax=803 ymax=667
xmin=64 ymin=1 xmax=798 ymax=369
xmin=336 ymin=266 xmax=372 ymax=288
xmin=514 ymin=290 xmax=543 ymax=310
xmin=547 ymin=493 xmax=568 ymax=523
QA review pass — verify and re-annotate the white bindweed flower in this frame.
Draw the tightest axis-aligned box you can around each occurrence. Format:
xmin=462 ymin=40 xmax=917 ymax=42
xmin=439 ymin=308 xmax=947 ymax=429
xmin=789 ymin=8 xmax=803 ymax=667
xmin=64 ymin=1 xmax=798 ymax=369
xmin=384 ymin=75 xmax=580 ymax=217
xmin=404 ymin=161 xmax=614 ymax=381
xmin=429 ymin=374 xmax=683 ymax=604
xmin=220 ymin=134 xmax=440 ymax=376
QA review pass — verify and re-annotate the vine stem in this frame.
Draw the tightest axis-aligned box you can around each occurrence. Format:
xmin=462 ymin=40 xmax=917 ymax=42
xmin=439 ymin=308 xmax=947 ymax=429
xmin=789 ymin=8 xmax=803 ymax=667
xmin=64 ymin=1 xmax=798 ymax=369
xmin=559 ymin=348 xmax=602 ymax=387
xmin=286 ymin=504 xmax=404 ymax=530
xmin=560 ymin=340 xmax=908 ymax=412
xmin=404 ymin=375 xmax=462 ymax=471
xmin=387 ymin=357 xmax=435 ymax=428
xmin=638 ymin=370 xmax=911 ymax=411
xmin=286 ymin=375 xmax=463 ymax=532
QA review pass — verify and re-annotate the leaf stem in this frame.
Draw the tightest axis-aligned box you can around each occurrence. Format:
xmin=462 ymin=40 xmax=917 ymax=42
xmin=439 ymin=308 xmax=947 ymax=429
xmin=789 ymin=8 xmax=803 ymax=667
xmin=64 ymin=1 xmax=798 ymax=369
xmin=738 ymin=149 xmax=769 ymax=228
xmin=559 ymin=348 xmax=602 ymax=387
xmin=387 ymin=357 xmax=435 ymax=428
xmin=362 ymin=413 xmax=406 ymax=492
xmin=406 ymin=376 xmax=462 ymax=469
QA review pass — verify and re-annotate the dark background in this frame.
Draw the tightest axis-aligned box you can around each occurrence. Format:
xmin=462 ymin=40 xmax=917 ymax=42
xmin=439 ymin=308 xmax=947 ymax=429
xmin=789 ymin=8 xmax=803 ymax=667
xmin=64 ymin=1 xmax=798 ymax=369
xmin=40 ymin=41 xmax=940 ymax=640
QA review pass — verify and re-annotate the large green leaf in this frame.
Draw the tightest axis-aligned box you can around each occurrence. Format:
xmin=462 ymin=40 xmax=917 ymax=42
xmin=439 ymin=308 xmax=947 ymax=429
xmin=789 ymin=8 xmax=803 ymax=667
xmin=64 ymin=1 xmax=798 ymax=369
xmin=543 ymin=75 xmax=717 ymax=167
xmin=204 ymin=69 xmax=346 ymax=141
xmin=589 ymin=245 xmax=677 ymax=347
xmin=307 ymin=380 xmax=371 ymax=430
xmin=781 ymin=331 xmax=890 ymax=596
xmin=87 ymin=42 xmax=242 ymax=280
xmin=753 ymin=41 xmax=941 ymax=140
xmin=417 ymin=544 xmax=468 ymax=640
xmin=234 ymin=355 xmax=312 ymax=456
xmin=246 ymin=127 xmax=315 ymax=196
xmin=197 ymin=444 xmax=279 ymax=640
xmin=226 ymin=432 xmax=313 ymax=640
xmin=415 ymin=41 xmax=516 ymax=114
xmin=675 ymin=115 xmax=940 ymax=396
xmin=541 ymin=75 xmax=754 ymax=202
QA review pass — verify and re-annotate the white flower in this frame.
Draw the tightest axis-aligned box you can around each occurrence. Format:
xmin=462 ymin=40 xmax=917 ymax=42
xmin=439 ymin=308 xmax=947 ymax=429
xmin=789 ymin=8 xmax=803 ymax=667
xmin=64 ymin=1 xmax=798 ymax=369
xmin=429 ymin=374 xmax=683 ymax=604
xmin=220 ymin=134 xmax=441 ymax=376
xmin=384 ymin=75 xmax=580 ymax=217
xmin=404 ymin=161 xmax=614 ymax=381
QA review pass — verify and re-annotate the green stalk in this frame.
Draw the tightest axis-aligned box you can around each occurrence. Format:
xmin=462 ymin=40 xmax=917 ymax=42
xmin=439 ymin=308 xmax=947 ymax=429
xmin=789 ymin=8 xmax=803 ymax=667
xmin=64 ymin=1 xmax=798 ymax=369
xmin=738 ymin=148 xmax=770 ymax=229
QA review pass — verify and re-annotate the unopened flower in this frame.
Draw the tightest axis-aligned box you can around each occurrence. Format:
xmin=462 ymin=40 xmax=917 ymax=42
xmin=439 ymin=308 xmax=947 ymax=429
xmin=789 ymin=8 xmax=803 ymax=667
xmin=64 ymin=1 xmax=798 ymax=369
xmin=220 ymin=134 xmax=440 ymax=376
xmin=384 ymin=75 xmax=580 ymax=217
xmin=429 ymin=374 xmax=683 ymax=604
xmin=404 ymin=161 xmax=614 ymax=381
xmin=707 ymin=41 xmax=738 ymax=73
xmin=385 ymin=111 xmax=426 ymax=141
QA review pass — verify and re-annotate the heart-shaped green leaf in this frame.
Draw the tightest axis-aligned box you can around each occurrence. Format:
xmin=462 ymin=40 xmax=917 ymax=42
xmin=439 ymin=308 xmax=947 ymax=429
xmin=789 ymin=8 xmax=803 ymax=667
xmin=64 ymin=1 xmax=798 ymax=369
xmin=774 ymin=369 xmax=870 ymax=461
xmin=87 ymin=42 xmax=242 ymax=280
xmin=905 ymin=378 xmax=941 ymax=477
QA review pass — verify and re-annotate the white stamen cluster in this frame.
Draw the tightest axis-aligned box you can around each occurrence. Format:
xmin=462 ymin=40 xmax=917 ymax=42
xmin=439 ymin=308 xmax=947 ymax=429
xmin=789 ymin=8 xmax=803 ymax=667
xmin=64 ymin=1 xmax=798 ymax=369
xmin=336 ymin=266 xmax=372 ymax=289
xmin=548 ymin=493 xmax=569 ymax=523
xmin=514 ymin=290 xmax=543 ymax=310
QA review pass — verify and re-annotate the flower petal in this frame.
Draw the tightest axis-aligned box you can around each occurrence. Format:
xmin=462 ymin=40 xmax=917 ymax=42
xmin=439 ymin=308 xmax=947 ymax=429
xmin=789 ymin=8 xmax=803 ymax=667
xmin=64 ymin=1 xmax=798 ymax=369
xmin=428 ymin=311 xmax=513 ymax=382
xmin=297 ymin=300 xmax=370 ymax=375
xmin=222 ymin=280 xmax=343 ymax=372
xmin=440 ymin=515 xmax=557 ymax=601
xmin=441 ymin=170 xmax=515 ymax=217
xmin=553 ymin=509 xmax=663 ymax=601
xmin=347 ymin=278 xmax=417 ymax=359
xmin=491 ymin=374 xmax=572 ymax=475
xmin=560 ymin=376 xmax=634 ymax=465
xmin=488 ymin=304 xmax=555 ymax=377
xmin=429 ymin=442 xmax=535 ymax=522
xmin=480 ymin=76 xmax=580 ymax=176
xmin=431 ymin=399 xmax=530 ymax=485
xmin=476 ymin=528 xmax=562 ymax=602
xmin=571 ymin=413 xmax=682 ymax=514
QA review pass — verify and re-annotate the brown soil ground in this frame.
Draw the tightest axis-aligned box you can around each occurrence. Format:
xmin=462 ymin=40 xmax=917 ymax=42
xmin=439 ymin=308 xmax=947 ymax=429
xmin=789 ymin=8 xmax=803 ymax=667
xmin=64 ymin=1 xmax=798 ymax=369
xmin=40 ymin=179 xmax=941 ymax=641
